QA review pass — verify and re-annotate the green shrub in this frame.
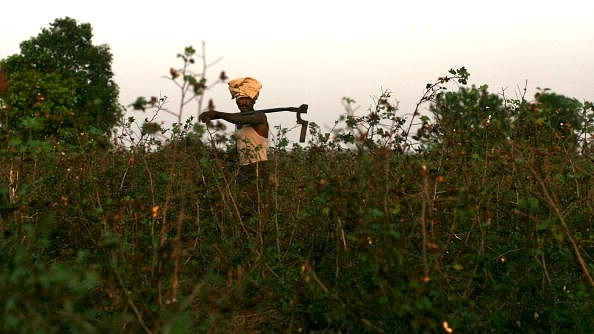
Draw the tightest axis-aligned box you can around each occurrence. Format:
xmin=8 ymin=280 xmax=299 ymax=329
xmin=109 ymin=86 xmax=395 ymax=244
xmin=1 ymin=67 xmax=592 ymax=333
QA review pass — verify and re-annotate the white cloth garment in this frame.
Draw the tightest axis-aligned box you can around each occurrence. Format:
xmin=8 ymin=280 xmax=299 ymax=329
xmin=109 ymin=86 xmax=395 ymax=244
xmin=235 ymin=125 xmax=268 ymax=165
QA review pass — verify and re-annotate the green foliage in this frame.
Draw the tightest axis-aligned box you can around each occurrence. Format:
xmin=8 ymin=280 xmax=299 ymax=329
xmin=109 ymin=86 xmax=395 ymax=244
xmin=1 ymin=65 xmax=593 ymax=334
xmin=511 ymin=89 xmax=584 ymax=149
xmin=423 ymin=84 xmax=508 ymax=150
xmin=422 ymin=81 xmax=590 ymax=162
xmin=309 ymin=67 xmax=472 ymax=154
xmin=0 ymin=17 xmax=122 ymax=146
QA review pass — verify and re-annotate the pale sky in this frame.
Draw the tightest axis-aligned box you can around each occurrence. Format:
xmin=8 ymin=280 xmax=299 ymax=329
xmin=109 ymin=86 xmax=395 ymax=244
xmin=2 ymin=1 xmax=594 ymax=143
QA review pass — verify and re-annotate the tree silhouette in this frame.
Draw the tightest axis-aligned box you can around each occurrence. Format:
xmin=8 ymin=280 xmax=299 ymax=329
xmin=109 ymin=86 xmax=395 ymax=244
xmin=0 ymin=17 xmax=122 ymax=146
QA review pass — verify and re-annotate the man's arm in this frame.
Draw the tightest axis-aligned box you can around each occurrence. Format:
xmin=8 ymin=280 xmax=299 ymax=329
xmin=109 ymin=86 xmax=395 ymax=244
xmin=199 ymin=110 xmax=267 ymax=126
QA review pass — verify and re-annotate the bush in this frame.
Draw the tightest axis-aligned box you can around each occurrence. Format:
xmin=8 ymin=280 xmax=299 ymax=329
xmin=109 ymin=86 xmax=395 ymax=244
xmin=1 ymin=68 xmax=592 ymax=333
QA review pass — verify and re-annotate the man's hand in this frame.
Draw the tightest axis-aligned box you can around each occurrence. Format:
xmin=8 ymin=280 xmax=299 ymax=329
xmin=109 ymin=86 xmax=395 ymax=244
xmin=199 ymin=111 xmax=218 ymax=123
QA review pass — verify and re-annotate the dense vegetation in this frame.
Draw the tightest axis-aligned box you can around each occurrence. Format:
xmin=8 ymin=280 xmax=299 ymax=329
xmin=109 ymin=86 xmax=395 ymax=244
xmin=1 ymin=18 xmax=593 ymax=334
xmin=0 ymin=17 xmax=122 ymax=147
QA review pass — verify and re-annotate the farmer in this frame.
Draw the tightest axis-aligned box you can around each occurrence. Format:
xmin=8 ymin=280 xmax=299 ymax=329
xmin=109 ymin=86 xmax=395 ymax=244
xmin=199 ymin=77 xmax=269 ymax=166
xmin=199 ymin=77 xmax=271 ymax=220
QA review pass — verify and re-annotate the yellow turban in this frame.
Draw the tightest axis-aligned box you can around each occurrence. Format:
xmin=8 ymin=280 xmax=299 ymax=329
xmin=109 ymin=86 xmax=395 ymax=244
xmin=228 ymin=77 xmax=262 ymax=100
